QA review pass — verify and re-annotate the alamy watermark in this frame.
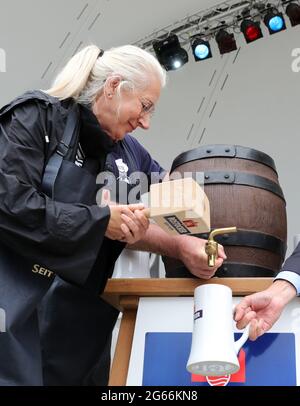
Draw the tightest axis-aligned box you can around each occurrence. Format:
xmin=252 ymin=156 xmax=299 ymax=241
xmin=95 ymin=171 xmax=205 ymax=213
xmin=0 ymin=48 xmax=6 ymax=73
xmin=291 ymin=48 xmax=300 ymax=73
xmin=0 ymin=308 xmax=6 ymax=333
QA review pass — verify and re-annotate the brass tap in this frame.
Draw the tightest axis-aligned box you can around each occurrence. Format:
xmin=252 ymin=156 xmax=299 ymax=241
xmin=205 ymin=227 xmax=237 ymax=267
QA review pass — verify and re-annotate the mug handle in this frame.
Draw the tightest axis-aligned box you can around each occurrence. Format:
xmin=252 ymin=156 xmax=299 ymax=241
xmin=233 ymin=323 xmax=250 ymax=354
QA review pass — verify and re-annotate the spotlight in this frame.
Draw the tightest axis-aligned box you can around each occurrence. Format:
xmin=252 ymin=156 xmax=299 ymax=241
xmin=241 ymin=19 xmax=263 ymax=43
xmin=215 ymin=29 xmax=237 ymax=54
xmin=153 ymin=34 xmax=188 ymax=71
xmin=286 ymin=3 xmax=300 ymax=27
xmin=191 ymin=36 xmax=212 ymax=61
xmin=264 ymin=8 xmax=286 ymax=34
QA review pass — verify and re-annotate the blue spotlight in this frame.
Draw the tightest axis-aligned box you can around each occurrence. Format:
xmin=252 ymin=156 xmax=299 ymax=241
xmin=264 ymin=9 xmax=286 ymax=34
xmin=191 ymin=37 xmax=212 ymax=61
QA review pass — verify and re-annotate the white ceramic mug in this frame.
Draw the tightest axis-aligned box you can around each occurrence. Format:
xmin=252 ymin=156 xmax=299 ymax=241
xmin=186 ymin=284 xmax=249 ymax=376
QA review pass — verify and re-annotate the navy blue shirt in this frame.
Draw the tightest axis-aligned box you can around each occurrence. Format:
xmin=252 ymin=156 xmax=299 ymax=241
xmin=103 ymin=134 xmax=166 ymax=204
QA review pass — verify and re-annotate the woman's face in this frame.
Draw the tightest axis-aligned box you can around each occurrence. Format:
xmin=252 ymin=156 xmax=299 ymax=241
xmin=92 ymin=76 xmax=161 ymax=142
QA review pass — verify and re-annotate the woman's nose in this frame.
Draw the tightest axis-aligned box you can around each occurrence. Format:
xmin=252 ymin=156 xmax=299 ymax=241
xmin=138 ymin=114 xmax=151 ymax=130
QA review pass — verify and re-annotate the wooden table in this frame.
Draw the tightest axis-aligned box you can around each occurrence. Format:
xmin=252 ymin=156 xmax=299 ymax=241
xmin=103 ymin=277 xmax=273 ymax=386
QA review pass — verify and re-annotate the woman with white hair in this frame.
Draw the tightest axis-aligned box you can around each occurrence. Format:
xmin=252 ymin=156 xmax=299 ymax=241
xmin=0 ymin=44 xmax=165 ymax=385
xmin=0 ymin=44 xmax=225 ymax=385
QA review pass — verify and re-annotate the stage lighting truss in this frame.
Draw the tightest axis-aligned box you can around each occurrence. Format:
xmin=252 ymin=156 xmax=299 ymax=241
xmin=133 ymin=0 xmax=300 ymax=69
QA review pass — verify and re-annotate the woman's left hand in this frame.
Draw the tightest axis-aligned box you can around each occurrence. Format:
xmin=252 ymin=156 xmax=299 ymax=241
xmin=120 ymin=207 xmax=150 ymax=244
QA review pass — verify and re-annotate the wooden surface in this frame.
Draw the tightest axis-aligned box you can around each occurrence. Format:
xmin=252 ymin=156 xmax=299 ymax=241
xmin=106 ymin=277 xmax=273 ymax=386
xmin=109 ymin=297 xmax=138 ymax=386
xmin=103 ymin=277 xmax=273 ymax=310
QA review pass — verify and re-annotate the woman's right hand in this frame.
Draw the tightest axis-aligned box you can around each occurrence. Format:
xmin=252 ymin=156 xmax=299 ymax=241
xmin=105 ymin=203 xmax=149 ymax=243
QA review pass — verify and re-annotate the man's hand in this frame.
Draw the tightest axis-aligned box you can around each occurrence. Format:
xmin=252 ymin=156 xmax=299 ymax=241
xmin=175 ymin=235 xmax=227 ymax=279
xmin=234 ymin=280 xmax=297 ymax=340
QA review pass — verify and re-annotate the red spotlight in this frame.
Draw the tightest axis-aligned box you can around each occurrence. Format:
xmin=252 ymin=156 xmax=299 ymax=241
xmin=241 ymin=20 xmax=263 ymax=43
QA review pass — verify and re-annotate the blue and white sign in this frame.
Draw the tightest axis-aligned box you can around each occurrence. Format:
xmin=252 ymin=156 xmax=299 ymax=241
xmin=127 ymin=297 xmax=300 ymax=386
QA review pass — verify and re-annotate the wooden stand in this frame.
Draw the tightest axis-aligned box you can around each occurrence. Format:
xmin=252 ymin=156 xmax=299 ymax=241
xmin=103 ymin=277 xmax=273 ymax=386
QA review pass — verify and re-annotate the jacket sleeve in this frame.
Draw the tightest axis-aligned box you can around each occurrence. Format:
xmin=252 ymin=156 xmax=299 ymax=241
xmin=0 ymin=101 xmax=110 ymax=286
xmin=281 ymin=243 xmax=300 ymax=277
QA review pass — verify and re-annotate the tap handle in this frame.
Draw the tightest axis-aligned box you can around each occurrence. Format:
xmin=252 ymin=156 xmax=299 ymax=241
xmin=209 ymin=227 xmax=237 ymax=240
xmin=205 ymin=227 xmax=237 ymax=267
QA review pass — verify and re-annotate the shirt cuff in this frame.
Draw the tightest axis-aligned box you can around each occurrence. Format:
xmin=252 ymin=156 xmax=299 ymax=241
xmin=274 ymin=271 xmax=300 ymax=296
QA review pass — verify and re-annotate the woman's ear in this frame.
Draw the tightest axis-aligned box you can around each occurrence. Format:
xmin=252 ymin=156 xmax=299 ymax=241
xmin=105 ymin=75 xmax=122 ymax=97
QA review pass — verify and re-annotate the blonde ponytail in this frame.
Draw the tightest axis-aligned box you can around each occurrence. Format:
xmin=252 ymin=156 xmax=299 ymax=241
xmin=45 ymin=44 xmax=166 ymax=104
xmin=46 ymin=45 xmax=100 ymax=100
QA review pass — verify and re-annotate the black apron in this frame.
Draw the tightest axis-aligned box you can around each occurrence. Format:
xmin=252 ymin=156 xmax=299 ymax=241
xmin=0 ymin=103 xmax=109 ymax=385
xmin=39 ymin=147 xmax=140 ymax=386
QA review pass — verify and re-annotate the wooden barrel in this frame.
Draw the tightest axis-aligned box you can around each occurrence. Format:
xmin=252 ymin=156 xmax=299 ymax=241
xmin=163 ymin=144 xmax=287 ymax=277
